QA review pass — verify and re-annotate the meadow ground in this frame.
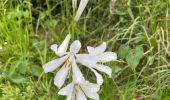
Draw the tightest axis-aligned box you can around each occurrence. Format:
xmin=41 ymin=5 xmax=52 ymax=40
xmin=0 ymin=0 xmax=170 ymax=100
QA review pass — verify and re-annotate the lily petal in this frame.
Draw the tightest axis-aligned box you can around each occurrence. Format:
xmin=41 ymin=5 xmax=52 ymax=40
xmin=50 ymin=44 xmax=58 ymax=54
xmin=58 ymin=82 xmax=74 ymax=100
xmin=80 ymin=81 xmax=100 ymax=93
xmin=70 ymin=89 xmax=76 ymax=100
xmin=57 ymin=34 xmax=71 ymax=56
xmin=76 ymin=54 xmax=97 ymax=66
xmin=74 ymin=0 xmax=89 ymax=21
xmin=71 ymin=56 xmax=85 ymax=83
xmin=92 ymin=64 xmax=112 ymax=78
xmin=84 ymin=91 xmax=99 ymax=100
xmin=89 ymin=68 xmax=103 ymax=85
xmin=58 ymin=82 xmax=74 ymax=95
xmin=88 ymin=42 xmax=107 ymax=55
xmin=98 ymin=52 xmax=117 ymax=62
xmin=43 ymin=55 xmax=68 ymax=73
xmin=81 ymin=82 xmax=100 ymax=100
xmin=54 ymin=65 xmax=70 ymax=88
xmin=76 ymin=88 xmax=87 ymax=100
xmin=87 ymin=46 xmax=95 ymax=54
xmin=70 ymin=40 xmax=81 ymax=54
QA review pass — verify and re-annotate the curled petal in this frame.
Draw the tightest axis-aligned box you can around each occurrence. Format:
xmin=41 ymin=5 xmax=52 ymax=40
xmin=54 ymin=65 xmax=70 ymax=88
xmin=70 ymin=40 xmax=81 ymax=54
xmin=92 ymin=64 xmax=112 ymax=78
xmin=57 ymin=34 xmax=71 ymax=56
xmin=87 ymin=42 xmax=107 ymax=55
xmin=87 ymin=46 xmax=95 ymax=54
xmin=98 ymin=52 xmax=117 ymax=62
xmin=89 ymin=68 xmax=103 ymax=85
xmin=43 ymin=55 xmax=68 ymax=73
xmin=50 ymin=44 xmax=58 ymax=54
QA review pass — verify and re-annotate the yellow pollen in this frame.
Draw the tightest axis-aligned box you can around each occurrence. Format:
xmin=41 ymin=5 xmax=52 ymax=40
xmin=75 ymin=84 xmax=80 ymax=89
xmin=64 ymin=59 xmax=72 ymax=68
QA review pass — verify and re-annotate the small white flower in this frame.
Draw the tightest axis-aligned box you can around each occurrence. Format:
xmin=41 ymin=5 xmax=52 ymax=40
xmin=43 ymin=34 xmax=85 ymax=88
xmin=58 ymin=80 xmax=100 ymax=100
xmin=74 ymin=0 xmax=89 ymax=21
xmin=76 ymin=42 xmax=117 ymax=85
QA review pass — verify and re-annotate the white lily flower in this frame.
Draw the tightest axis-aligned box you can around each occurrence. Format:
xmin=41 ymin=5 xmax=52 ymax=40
xmin=74 ymin=0 xmax=89 ymax=21
xmin=43 ymin=34 xmax=85 ymax=88
xmin=58 ymin=80 xmax=100 ymax=100
xmin=76 ymin=42 xmax=117 ymax=85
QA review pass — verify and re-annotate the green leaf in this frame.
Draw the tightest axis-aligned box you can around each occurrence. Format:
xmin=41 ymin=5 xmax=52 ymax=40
xmin=135 ymin=46 xmax=144 ymax=60
xmin=45 ymin=19 xmax=58 ymax=29
xmin=118 ymin=45 xmax=131 ymax=59
xmin=126 ymin=54 xmax=139 ymax=70
xmin=112 ymin=66 xmax=121 ymax=74
xmin=18 ymin=61 xmax=29 ymax=74
xmin=9 ymin=73 xmax=25 ymax=84
xmin=126 ymin=46 xmax=144 ymax=70
xmin=31 ymin=65 xmax=43 ymax=77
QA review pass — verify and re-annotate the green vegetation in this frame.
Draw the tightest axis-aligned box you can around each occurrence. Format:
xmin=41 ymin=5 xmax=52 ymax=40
xmin=0 ymin=0 xmax=170 ymax=99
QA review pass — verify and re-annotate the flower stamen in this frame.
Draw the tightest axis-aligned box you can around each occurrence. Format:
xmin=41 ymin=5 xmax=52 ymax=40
xmin=75 ymin=84 xmax=80 ymax=89
xmin=64 ymin=59 xmax=72 ymax=68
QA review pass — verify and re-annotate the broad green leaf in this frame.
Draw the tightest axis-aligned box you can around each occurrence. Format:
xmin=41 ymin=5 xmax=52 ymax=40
xmin=31 ymin=65 xmax=43 ymax=77
xmin=118 ymin=45 xmax=131 ymax=59
xmin=19 ymin=61 xmax=29 ymax=74
xmin=135 ymin=46 xmax=144 ymax=60
xmin=126 ymin=54 xmax=139 ymax=70
xmin=9 ymin=61 xmax=20 ymax=74
xmin=126 ymin=46 xmax=144 ymax=70
xmin=9 ymin=73 xmax=25 ymax=84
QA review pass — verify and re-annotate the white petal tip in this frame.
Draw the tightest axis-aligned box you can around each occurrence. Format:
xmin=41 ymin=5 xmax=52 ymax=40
xmin=54 ymin=82 xmax=61 ymax=89
xmin=70 ymin=40 xmax=81 ymax=53
xmin=102 ymin=42 xmax=106 ymax=45
xmin=67 ymin=34 xmax=71 ymax=38
xmin=42 ymin=65 xmax=50 ymax=73
xmin=50 ymin=44 xmax=58 ymax=52
xmin=112 ymin=53 xmax=117 ymax=60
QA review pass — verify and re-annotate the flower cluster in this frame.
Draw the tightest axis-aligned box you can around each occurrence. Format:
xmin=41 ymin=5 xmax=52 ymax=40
xmin=43 ymin=0 xmax=117 ymax=100
xmin=43 ymin=34 xmax=117 ymax=100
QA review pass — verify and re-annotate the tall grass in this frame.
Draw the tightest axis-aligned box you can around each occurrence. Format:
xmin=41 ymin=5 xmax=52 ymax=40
xmin=0 ymin=0 xmax=170 ymax=99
